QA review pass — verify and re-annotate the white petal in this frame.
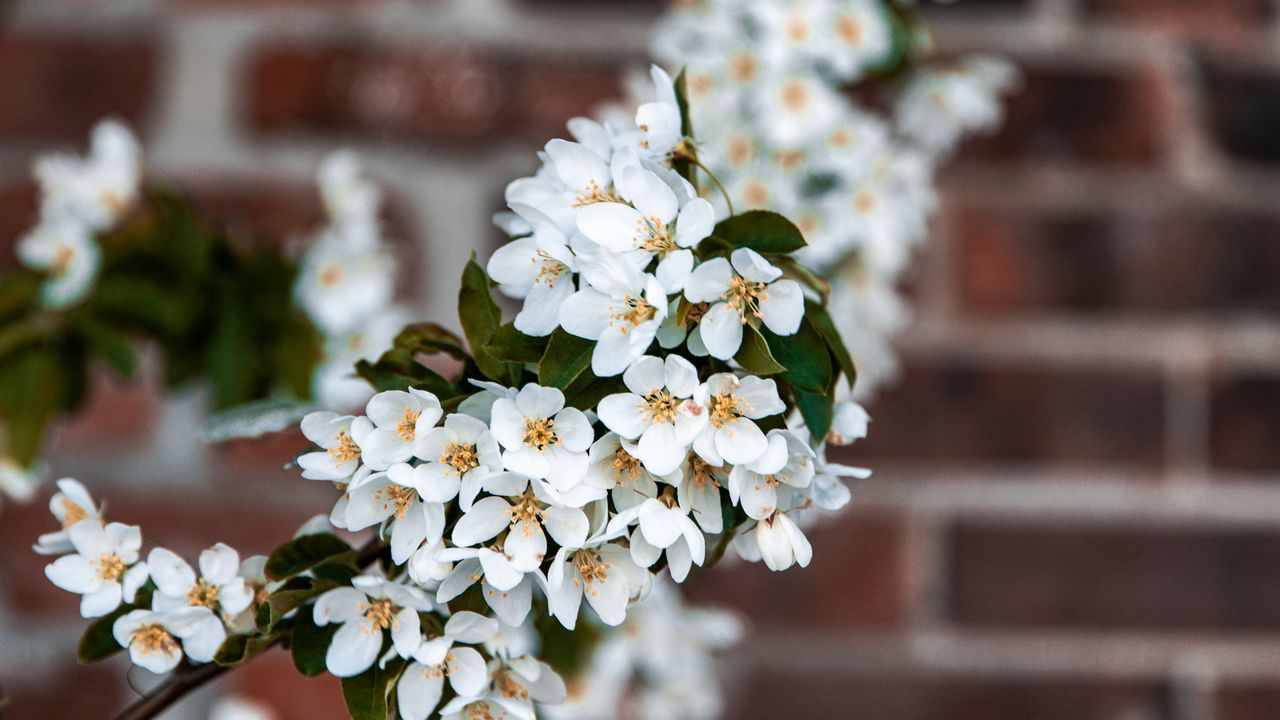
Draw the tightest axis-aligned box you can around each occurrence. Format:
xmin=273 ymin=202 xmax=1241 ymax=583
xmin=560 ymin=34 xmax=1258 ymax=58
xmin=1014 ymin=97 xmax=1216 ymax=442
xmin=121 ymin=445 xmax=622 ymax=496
xmin=715 ymin=420 xmax=768 ymax=465
xmin=451 ymin=497 xmax=512 ymax=547
xmin=759 ymin=279 xmax=804 ymax=336
xmin=484 ymin=577 xmax=533 ymax=626
xmin=198 ymin=543 xmax=240 ymax=585
xmin=583 ymin=572 xmax=629 ymax=626
xmin=326 ymin=619 xmax=383 ymax=677
xmin=147 ymin=548 xmax=196 ymax=598
xmin=576 ymin=202 xmax=646 ymax=252
xmin=597 ymin=393 xmax=647 ymax=439
xmin=447 ymin=647 xmax=489 ymax=697
xmin=697 ymin=303 xmax=744 ymax=360
xmin=81 ymin=583 xmax=123 ymax=617
xmin=655 ymin=249 xmax=694 ymax=294
xmin=553 ymin=407 xmax=594 ymax=451
xmin=621 ymin=355 xmax=665 ymax=396
xmin=730 ymin=247 xmax=782 ymax=283
xmin=636 ymin=423 xmax=685 ymax=476
xmin=637 ymin=500 xmax=685 ymax=549
xmin=444 ymin=611 xmax=498 ymax=644
xmin=682 ymin=257 xmax=732 ymax=303
xmin=542 ymin=506 xmax=589 ymax=549
xmin=314 ymin=587 xmax=367 ymax=626
xmin=502 ymin=522 xmax=547 ymax=574
xmin=675 ymin=199 xmax=715 ymax=248
xmin=618 ymin=167 xmax=677 ymax=224
xmin=46 ymin=555 xmax=98 ymax=594
xmin=398 ymin=664 xmax=445 ymax=720
xmin=392 ymin=608 xmax=421 ymax=658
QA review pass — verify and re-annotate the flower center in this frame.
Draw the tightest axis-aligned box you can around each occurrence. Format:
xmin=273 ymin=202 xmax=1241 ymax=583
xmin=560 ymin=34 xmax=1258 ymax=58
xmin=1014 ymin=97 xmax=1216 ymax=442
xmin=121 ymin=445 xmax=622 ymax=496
xmin=708 ymin=392 xmax=747 ymax=430
xmin=609 ymin=295 xmax=657 ymax=333
xmin=60 ymin=498 xmax=88 ymax=529
xmin=721 ymin=276 xmax=768 ymax=324
xmin=418 ymin=653 xmax=455 ymax=680
xmin=396 ymin=406 xmax=420 ymax=441
xmin=361 ymin=598 xmax=398 ymax=633
xmin=572 ymin=179 xmax=619 ymax=208
xmin=636 ymin=216 xmax=677 ymax=256
xmin=853 ymin=188 xmax=878 ymax=214
xmin=132 ymin=625 xmax=179 ymax=657
xmin=611 ymin=447 xmax=645 ymax=487
xmin=441 ymin=441 xmax=479 ymax=476
xmin=318 ymin=263 xmax=344 ymax=288
xmin=689 ymin=456 xmax=723 ymax=491
xmin=96 ymin=552 xmax=126 ymax=582
xmin=522 ymin=417 xmax=559 ymax=452
xmin=376 ymin=484 xmax=418 ymax=520
xmin=464 ymin=702 xmax=502 ymax=720
xmin=187 ymin=578 xmax=221 ymax=610
xmin=729 ymin=52 xmax=757 ymax=84
xmin=505 ymin=491 xmax=545 ymax=534
xmin=780 ymin=80 xmax=809 ymax=114
xmin=785 ymin=17 xmax=810 ymax=42
xmin=328 ymin=431 xmax=360 ymax=464
xmin=836 ymin=14 xmax=864 ymax=45
xmin=641 ymin=389 xmax=680 ymax=425
xmin=532 ymin=249 xmax=569 ymax=287
xmin=51 ymin=244 xmax=76 ymax=276
xmin=572 ymin=550 xmax=610 ymax=587
xmin=495 ymin=668 xmax=531 ymax=701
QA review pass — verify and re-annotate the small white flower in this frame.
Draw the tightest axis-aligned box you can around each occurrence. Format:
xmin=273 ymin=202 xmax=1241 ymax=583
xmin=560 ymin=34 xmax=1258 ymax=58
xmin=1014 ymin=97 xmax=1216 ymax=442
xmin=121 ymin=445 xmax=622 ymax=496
xmin=450 ymin=473 xmax=590 ymax=576
xmin=584 ymin=433 xmax=670 ymax=514
xmin=112 ymin=607 xmax=225 ymax=674
xmin=828 ymin=399 xmax=870 ymax=446
xmin=546 ymin=536 xmax=647 ymax=630
xmin=607 ymin=488 xmax=706 ymax=583
xmin=597 ymin=354 xmax=707 ymax=475
xmin=397 ymin=611 xmax=497 ymax=720
xmin=435 ymin=558 xmax=537 ymax=627
xmin=318 ymin=150 xmax=380 ymax=250
xmin=358 ymin=389 xmax=444 ymax=470
xmin=439 ymin=656 xmax=566 ymax=720
xmin=45 ymin=520 xmax=148 ymax=617
xmin=727 ymin=430 xmax=815 ymax=520
xmin=148 ymin=544 xmax=255 ymax=622
xmin=33 ymin=478 xmax=101 ymax=555
xmin=313 ymin=576 xmax=433 ymax=677
xmin=488 ymin=202 xmax=578 ymax=337
xmin=404 ymin=412 xmax=504 ymax=511
xmin=17 ymin=217 xmax=100 ymax=308
xmin=489 ymin=384 xmax=592 ymax=490
xmin=345 ymin=471 xmax=447 ymax=565
xmin=692 ymin=373 xmax=785 ymax=466
xmin=294 ymin=232 xmax=395 ymax=336
xmin=297 ymin=412 xmax=369 ymax=481
xmin=754 ymin=510 xmax=812 ymax=572
xmin=683 ymin=248 xmax=804 ymax=360
xmin=35 ymin=119 xmax=141 ymax=231
xmin=675 ymin=453 xmax=728 ymax=535
xmin=633 ymin=65 xmax=684 ymax=159
xmin=559 ymin=250 xmax=669 ymax=377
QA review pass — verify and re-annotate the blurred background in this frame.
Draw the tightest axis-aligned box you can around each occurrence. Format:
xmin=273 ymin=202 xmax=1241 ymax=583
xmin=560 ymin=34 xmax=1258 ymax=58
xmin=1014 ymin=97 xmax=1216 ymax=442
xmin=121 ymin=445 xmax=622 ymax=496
xmin=2 ymin=0 xmax=1280 ymax=718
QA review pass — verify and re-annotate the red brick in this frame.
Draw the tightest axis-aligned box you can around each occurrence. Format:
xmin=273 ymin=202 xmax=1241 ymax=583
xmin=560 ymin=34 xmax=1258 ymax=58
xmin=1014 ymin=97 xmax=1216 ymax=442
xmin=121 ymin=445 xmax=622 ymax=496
xmin=0 ymin=32 xmax=156 ymax=141
xmin=1215 ymin=681 xmax=1280 ymax=720
xmin=1210 ymin=373 xmax=1280 ymax=472
xmin=0 ymin=180 xmax=38 ymax=268
xmin=0 ymin=659 xmax=129 ymax=720
xmin=948 ymin=522 xmax=1280 ymax=630
xmin=226 ymin=651 xmax=348 ymax=720
xmin=246 ymin=40 xmax=625 ymax=143
xmin=959 ymin=63 xmax=1170 ymax=166
xmin=1082 ymin=0 xmax=1272 ymax=41
xmin=850 ymin=356 xmax=1166 ymax=467
xmin=687 ymin=510 xmax=909 ymax=630
xmin=52 ymin=370 xmax=160 ymax=452
xmin=953 ymin=204 xmax=1280 ymax=316
xmin=727 ymin=670 xmax=1170 ymax=720
xmin=1201 ymin=54 xmax=1280 ymax=165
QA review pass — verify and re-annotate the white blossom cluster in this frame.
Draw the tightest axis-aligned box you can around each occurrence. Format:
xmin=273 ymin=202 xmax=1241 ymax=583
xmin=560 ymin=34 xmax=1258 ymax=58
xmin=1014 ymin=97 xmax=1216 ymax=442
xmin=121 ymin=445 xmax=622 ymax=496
xmin=294 ymin=151 xmax=411 ymax=410
xmin=36 ymin=479 xmax=266 ymax=673
xmin=646 ymin=0 xmax=1017 ymax=398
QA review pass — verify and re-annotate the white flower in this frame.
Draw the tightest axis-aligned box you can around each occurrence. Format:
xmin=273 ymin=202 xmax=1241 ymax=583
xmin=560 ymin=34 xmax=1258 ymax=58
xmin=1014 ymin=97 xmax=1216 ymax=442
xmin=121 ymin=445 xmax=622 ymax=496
xmin=45 ymin=520 xmax=148 ymax=617
xmin=439 ymin=657 xmax=566 ymax=720
xmin=435 ymin=558 xmax=538 ymax=627
xmin=397 ymin=611 xmax=497 ymax=720
xmin=35 ymin=119 xmax=141 ymax=231
xmin=895 ymin=56 xmax=1019 ymax=155
xmin=559 ymin=250 xmax=669 ymax=377
xmin=112 ymin=607 xmax=225 ymax=674
xmin=727 ymin=430 xmax=815 ymax=520
xmin=148 ymin=544 xmax=255 ymax=622
xmin=297 ymin=412 xmax=369 ymax=481
xmin=318 ymin=150 xmax=380 ymax=249
xmin=17 ymin=217 xmax=100 ymax=308
xmin=607 ymin=488 xmax=706 ymax=583
xmin=209 ymin=697 xmax=277 ymax=720
xmin=576 ymin=165 xmax=713 ymax=294
xmin=692 ymin=373 xmax=785 ymax=466
xmin=489 ymin=384 xmax=592 ymax=490
xmin=676 ymin=453 xmax=728 ymax=535
xmin=294 ymin=231 xmax=395 ymax=336
xmin=488 ymin=203 xmax=578 ymax=337
xmin=345 ymin=471 xmax=447 ymax=565
xmin=313 ymin=576 xmax=433 ymax=677
xmin=597 ymin=354 xmax=707 ymax=475
xmin=546 ymin=535 xmax=647 ymax=630
xmin=313 ymin=308 xmax=410 ymax=410
xmin=633 ymin=65 xmax=684 ymax=159
xmin=827 ymin=399 xmax=870 ymax=446
xmin=357 ymin=389 xmax=444 ymax=470
xmin=450 ymin=472 xmax=590 ymax=576
xmin=34 ymin=478 xmax=101 ymax=555
xmin=683 ymin=248 xmax=803 ymax=360
xmin=402 ymin=412 xmax=504 ymax=511
xmin=754 ymin=510 xmax=812 ymax=572
xmin=584 ymin=433 xmax=670 ymax=513
xmin=0 ymin=455 xmax=38 ymax=506
xmin=810 ymin=445 xmax=869 ymax=513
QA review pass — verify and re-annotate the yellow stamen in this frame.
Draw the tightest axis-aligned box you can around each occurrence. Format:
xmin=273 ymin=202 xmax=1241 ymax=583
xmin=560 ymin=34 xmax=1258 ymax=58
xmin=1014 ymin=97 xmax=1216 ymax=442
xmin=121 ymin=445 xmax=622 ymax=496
xmin=721 ymin=276 xmax=768 ymax=324
xmin=132 ymin=624 xmax=179 ymax=657
xmin=640 ymin=389 xmax=679 ymax=425
xmin=522 ymin=417 xmax=560 ymax=452
xmin=611 ymin=447 xmax=645 ymax=487
xmin=361 ymin=598 xmax=398 ymax=633
xmin=61 ymin=498 xmax=88 ymax=529
xmin=396 ymin=406 xmax=420 ymax=441
xmin=708 ymin=393 xmax=747 ymax=430
xmin=187 ymin=578 xmax=221 ymax=610
xmin=375 ymin=484 xmax=418 ymax=520
xmin=609 ymin=295 xmax=657 ymax=334
xmin=441 ymin=441 xmax=479 ymax=476
xmin=328 ymin=431 xmax=360 ymax=464
xmin=96 ymin=552 xmax=126 ymax=582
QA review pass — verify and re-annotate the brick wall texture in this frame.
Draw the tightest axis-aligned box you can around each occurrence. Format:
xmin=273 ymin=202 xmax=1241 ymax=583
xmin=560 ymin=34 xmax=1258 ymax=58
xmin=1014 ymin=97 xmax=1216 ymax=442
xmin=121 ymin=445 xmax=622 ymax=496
xmin=1 ymin=1 xmax=1279 ymax=719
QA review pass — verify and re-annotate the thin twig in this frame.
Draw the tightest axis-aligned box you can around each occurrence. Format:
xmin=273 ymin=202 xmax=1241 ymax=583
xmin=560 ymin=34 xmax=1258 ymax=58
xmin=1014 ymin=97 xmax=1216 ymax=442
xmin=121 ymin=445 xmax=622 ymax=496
xmin=111 ymin=536 xmax=384 ymax=720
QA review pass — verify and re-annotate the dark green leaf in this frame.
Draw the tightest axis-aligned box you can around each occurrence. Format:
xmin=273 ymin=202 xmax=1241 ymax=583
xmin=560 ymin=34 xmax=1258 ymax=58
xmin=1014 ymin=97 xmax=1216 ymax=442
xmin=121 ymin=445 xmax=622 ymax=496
xmin=256 ymin=575 xmax=344 ymax=632
xmin=290 ymin=608 xmax=336 ymax=677
xmin=76 ymin=318 xmax=136 ymax=378
xmin=265 ymin=534 xmax=354 ymax=581
xmin=484 ymin=323 xmax=548 ymax=364
xmin=793 ymin=387 xmax=834 ymax=440
xmin=0 ymin=348 xmax=63 ymax=465
xmin=537 ymin=329 xmax=594 ymax=390
xmin=713 ymin=211 xmax=807 ymax=254
xmin=671 ymin=66 xmax=696 ymax=187
xmin=215 ymin=632 xmax=280 ymax=666
xmin=77 ymin=604 xmax=131 ymax=662
xmin=734 ymin=326 xmax=785 ymax=375
xmin=458 ymin=257 xmax=508 ymax=381
xmin=805 ymin=300 xmax=857 ymax=390
xmin=762 ymin=320 xmax=831 ymax=393
xmin=561 ymin=373 xmax=626 ymax=412
xmin=342 ymin=655 xmax=404 ymax=720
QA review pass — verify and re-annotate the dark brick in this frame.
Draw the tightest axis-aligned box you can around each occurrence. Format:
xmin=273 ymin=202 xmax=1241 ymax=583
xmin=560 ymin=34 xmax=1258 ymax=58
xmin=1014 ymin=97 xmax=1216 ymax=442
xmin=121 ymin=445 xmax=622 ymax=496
xmin=1215 ymin=681 xmax=1280 ymax=720
xmin=0 ymin=660 xmax=129 ymax=720
xmin=687 ymin=511 xmax=909 ymax=630
xmin=949 ymin=522 xmax=1280 ymax=630
xmin=851 ymin=356 xmax=1166 ymax=467
xmin=1083 ymin=0 xmax=1272 ymax=40
xmin=1202 ymin=55 xmax=1280 ymax=165
xmin=728 ymin=670 xmax=1171 ymax=720
xmin=226 ymin=651 xmax=348 ymax=720
xmin=1210 ymin=373 xmax=1280 ymax=472
xmin=0 ymin=181 xmax=38 ymax=269
xmin=0 ymin=32 xmax=155 ymax=141
xmin=960 ymin=64 xmax=1170 ymax=166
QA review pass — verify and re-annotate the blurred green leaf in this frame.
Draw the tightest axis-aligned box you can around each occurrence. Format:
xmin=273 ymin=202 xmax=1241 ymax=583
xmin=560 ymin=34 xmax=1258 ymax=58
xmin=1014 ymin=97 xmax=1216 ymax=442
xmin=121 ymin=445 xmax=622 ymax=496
xmin=265 ymin=533 xmax=354 ymax=581
xmin=458 ymin=257 xmax=508 ymax=381
xmin=734 ymin=325 xmax=785 ymax=376
xmin=485 ymin=323 xmax=548 ymax=364
xmin=537 ymin=329 xmax=594 ymax=390
xmin=342 ymin=656 xmax=404 ymax=720
xmin=77 ymin=604 xmax=130 ymax=663
xmin=290 ymin=608 xmax=336 ymax=677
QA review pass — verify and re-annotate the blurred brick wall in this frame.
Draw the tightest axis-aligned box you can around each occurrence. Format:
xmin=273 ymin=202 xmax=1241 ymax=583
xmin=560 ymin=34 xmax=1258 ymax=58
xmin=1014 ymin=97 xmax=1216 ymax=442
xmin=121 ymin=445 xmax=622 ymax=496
xmin=3 ymin=1 xmax=1280 ymax=719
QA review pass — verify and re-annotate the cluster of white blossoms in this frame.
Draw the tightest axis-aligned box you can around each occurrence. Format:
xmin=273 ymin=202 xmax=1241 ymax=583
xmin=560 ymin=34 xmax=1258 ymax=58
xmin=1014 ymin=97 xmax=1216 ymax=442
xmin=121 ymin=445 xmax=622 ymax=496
xmin=646 ymin=0 xmax=1017 ymax=399
xmin=295 ymin=151 xmax=411 ymax=410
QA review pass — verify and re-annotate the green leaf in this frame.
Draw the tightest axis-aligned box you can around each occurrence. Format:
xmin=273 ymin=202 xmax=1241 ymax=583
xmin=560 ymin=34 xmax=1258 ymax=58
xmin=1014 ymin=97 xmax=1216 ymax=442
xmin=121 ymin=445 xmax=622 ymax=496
xmin=0 ymin=348 xmax=63 ymax=465
xmin=215 ymin=632 xmax=280 ymax=666
xmin=342 ymin=655 xmax=404 ymax=720
xmin=794 ymin=387 xmax=834 ymax=440
xmin=256 ymin=575 xmax=343 ymax=633
xmin=805 ymin=300 xmax=857 ymax=390
xmin=77 ymin=604 xmax=130 ymax=663
xmin=713 ymin=210 xmax=807 ymax=254
xmin=734 ymin=326 xmax=785 ymax=376
xmin=458 ymin=257 xmax=508 ymax=381
xmin=762 ymin=320 xmax=832 ymax=393
xmin=671 ymin=66 xmax=696 ymax=188
xmin=693 ymin=235 xmax=733 ymax=261
xmin=76 ymin=318 xmax=136 ymax=378
xmin=265 ymin=534 xmax=354 ymax=581
xmin=394 ymin=322 xmax=469 ymax=362
xmin=354 ymin=351 xmax=455 ymax=397
xmin=290 ymin=607 xmax=336 ymax=677
xmin=484 ymin=323 xmax=548 ymax=364
xmin=561 ymin=373 xmax=626 ymax=412
xmin=537 ymin=329 xmax=594 ymax=390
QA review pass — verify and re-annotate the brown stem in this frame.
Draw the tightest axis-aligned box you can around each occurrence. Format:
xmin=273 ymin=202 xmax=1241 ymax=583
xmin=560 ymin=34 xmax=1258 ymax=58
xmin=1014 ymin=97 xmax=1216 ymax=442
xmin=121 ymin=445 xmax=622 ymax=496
xmin=111 ymin=537 xmax=385 ymax=720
